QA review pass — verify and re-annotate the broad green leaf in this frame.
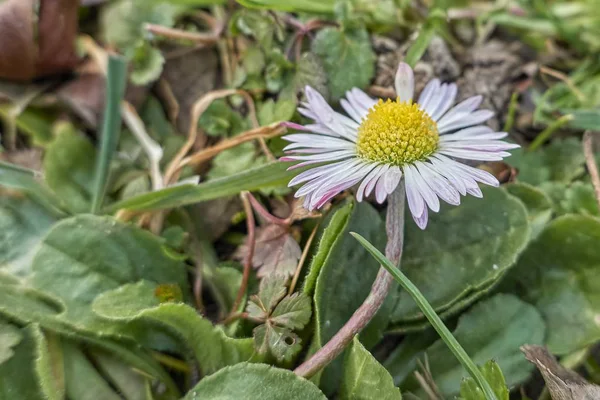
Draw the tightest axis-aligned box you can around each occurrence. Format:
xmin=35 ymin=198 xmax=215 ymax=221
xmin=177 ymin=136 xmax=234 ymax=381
xmin=271 ymin=293 xmax=312 ymax=330
xmin=506 ymin=182 xmax=553 ymax=238
xmin=0 ymin=162 xmax=66 ymax=216
xmin=62 ymin=341 xmax=121 ymax=400
xmin=307 ymin=201 xmax=392 ymax=394
xmin=0 ymin=196 xmax=57 ymax=276
xmin=340 ymin=337 xmax=402 ymax=400
xmin=30 ymin=215 xmax=189 ymax=327
xmin=280 ymin=52 xmax=328 ymax=100
xmin=0 ymin=106 xmax=54 ymax=146
xmin=199 ymin=99 xmax=248 ymax=138
xmin=106 ymin=161 xmax=304 ymax=213
xmin=92 ymin=349 xmax=146 ymax=400
xmin=183 ymin=362 xmax=326 ymax=400
xmin=403 ymin=294 xmax=544 ymax=398
xmin=312 ymin=27 xmax=375 ymax=101
xmin=32 ymin=327 xmax=65 ymax=400
xmin=391 ymin=187 xmax=530 ymax=323
xmin=510 ymin=138 xmax=585 ymax=185
xmin=459 ymin=360 xmax=509 ymax=400
xmin=565 ymin=109 xmax=600 ymax=131
xmin=93 ymin=281 xmax=258 ymax=373
xmin=0 ymin=325 xmax=44 ymax=399
xmin=508 ymin=215 xmax=600 ymax=354
xmin=540 ymin=181 xmax=599 ymax=217
xmin=43 ymin=125 xmax=97 ymax=214
xmin=0 ymin=320 xmax=22 ymax=364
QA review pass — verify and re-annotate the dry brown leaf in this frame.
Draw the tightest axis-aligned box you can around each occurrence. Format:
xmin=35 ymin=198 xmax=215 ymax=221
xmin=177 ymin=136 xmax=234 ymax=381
xmin=521 ymin=345 xmax=600 ymax=400
xmin=0 ymin=0 xmax=79 ymax=81
xmin=236 ymin=225 xmax=301 ymax=278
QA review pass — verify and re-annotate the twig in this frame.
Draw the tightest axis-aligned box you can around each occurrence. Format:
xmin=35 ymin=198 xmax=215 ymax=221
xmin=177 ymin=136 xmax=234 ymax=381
xmin=246 ymin=192 xmax=288 ymax=226
xmin=121 ymin=102 xmax=164 ymax=191
xmin=181 ymin=122 xmax=286 ymax=167
xmin=540 ymin=65 xmax=586 ymax=103
xmin=289 ymin=222 xmax=320 ymax=295
xmin=294 ymin=183 xmax=406 ymax=378
xmin=228 ymin=191 xmax=256 ymax=317
xmin=156 ymin=78 xmax=180 ymax=124
xmin=221 ymin=312 xmax=249 ymax=325
xmin=528 ymin=114 xmax=574 ymax=151
xmin=145 ymin=23 xmax=221 ymax=45
xmin=583 ymin=131 xmax=600 ymax=211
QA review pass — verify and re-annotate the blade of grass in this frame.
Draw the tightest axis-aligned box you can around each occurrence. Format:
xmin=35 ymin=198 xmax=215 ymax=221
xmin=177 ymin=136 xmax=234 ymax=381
xmin=91 ymin=55 xmax=127 ymax=213
xmin=350 ymin=232 xmax=498 ymax=400
xmin=528 ymin=114 xmax=574 ymax=151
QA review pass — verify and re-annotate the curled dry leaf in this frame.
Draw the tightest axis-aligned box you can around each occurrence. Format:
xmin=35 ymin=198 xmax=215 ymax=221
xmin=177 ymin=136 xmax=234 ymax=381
xmin=0 ymin=0 xmax=80 ymax=81
xmin=521 ymin=345 xmax=600 ymax=400
xmin=236 ymin=224 xmax=302 ymax=278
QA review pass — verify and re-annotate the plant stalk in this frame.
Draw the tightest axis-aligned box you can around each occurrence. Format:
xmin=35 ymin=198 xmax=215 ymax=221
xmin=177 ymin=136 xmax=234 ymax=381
xmin=293 ymin=183 xmax=405 ymax=378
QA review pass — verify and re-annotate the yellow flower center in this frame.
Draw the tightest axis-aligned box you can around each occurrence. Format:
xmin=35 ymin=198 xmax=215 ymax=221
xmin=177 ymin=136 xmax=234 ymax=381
xmin=356 ymin=99 xmax=439 ymax=166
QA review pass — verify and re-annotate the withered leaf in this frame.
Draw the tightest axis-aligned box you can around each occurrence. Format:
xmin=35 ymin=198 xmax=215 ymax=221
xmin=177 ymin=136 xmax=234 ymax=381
xmin=237 ymin=224 xmax=301 ymax=278
xmin=0 ymin=0 xmax=79 ymax=81
xmin=521 ymin=345 xmax=600 ymax=400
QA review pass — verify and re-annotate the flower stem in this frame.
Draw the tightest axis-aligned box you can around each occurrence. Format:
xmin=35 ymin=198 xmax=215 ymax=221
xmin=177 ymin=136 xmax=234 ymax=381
xmin=294 ymin=183 xmax=405 ymax=378
xmin=351 ymin=232 xmax=498 ymax=400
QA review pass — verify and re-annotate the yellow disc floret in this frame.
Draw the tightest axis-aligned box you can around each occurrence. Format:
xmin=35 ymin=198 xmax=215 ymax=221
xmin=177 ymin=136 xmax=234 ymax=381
xmin=356 ymin=98 xmax=439 ymax=166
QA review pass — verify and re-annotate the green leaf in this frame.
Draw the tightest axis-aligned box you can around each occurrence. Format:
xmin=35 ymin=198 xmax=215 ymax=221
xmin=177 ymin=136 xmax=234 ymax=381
xmin=106 ymin=161 xmax=304 ymax=213
xmin=93 ymin=281 xmax=258 ymax=373
xmin=459 ymin=360 xmax=509 ymax=400
xmin=183 ymin=362 xmax=327 ymax=400
xmin=271 ymin=292 xmax=312 ymax=330
xmin=508 ymin=214 xmax=600 ymax=354
xmin=91 ymin=55 xmax=127 ymax=213
xmin=540 ymin=181 xmax=599 ymax=217
xmin=0 ymin=106 xmax=54 ymax=146
xmin=405 ymin=294 xmax=544 ymax=398
xmin=0 ymin=320 xmax=22 ymax=364
xmin=505 ymin=182 xmax=553 ymax=239
xmin=92 ymin=349 xmax=147 ymax=400
xmin=253 ymin=324 xmax=302 ymax=362
xmin=235 ymin=0 xmax=335 ymax=14
xmin=248 ymin=274 xmax=288 ymax=320
xmin=510 ymin=138 xmax=586 ymax=185
xmin=30 ymin=215 xmax=189 ymax=327
xmin=130 ymin=44 xmax=164 ymax=86
xmin=312 ymin=27 xmax=375 ymax=101
xmin=564 ymin=109 xmax=600 ymax=131
xmin=281 ymin=53 xmax=328 ymax=100
xmin=340 ymin=337 xmax=402 ymax=400
xmin=32 ymin=327 xmax=65 ymax=400
xmin=43 ymin=125 xmax=97 ymax=214
xmin=0 ymin=325 xmax=44 ymax=399
xmin=0 ymin=196 xmax=57 ymax=276
xmin=258 ymin=98 xmax=297 ymax=126
xmin=199 ymin=99 xmax=248 ymax=138
xmin=0 ymin=162 xmax=67 ymax=216
xmin=391 ymin=187 xmax=530 ymax=324
xmin=306 ymin=201 xmax=392 ymax=394
xmin=207 ymin=142 xmax=260 ymax=180
xmin=62 ymin=341 xmax=121 ymax=400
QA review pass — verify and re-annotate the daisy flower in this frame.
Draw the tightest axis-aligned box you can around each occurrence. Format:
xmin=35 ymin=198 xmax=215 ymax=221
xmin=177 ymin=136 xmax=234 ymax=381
xmin=280 ymin=62 xmax=519 ymax=229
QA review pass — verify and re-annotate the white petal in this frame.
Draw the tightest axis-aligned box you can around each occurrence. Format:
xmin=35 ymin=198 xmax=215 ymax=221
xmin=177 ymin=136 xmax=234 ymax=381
xmin=421 ymin=83 xmax=448 ymax=116
xmin=408 ymin=164 xmax=440 ymax=212
xmin=365 ymin=164 xmax=389 ymax=199
xmin=415 ymin=161 xmax=460 ymax=206
xmin=340 ymin=98 xmax=363 ymax=123
xmin=356 ymin=164 xmax=383 ymax=202
xmin=403 ymin=165 xmax=425 ymax=218
xmin=383 ymin=166 xmax=403 ymax=194
xmin=431 ymin=83 xmax=457 ymax=121
xmin=395 ymin=62 xmax=414 ymax=102
xmin=438 ymin=110 xmax=495 ymax=133
xmin=437 ymin=148 xmax=508 ymax=161
xmin=412 ymin=207 xmax=429 ymax=229
xmin=418 ymin=79 xmax=440 ymax=110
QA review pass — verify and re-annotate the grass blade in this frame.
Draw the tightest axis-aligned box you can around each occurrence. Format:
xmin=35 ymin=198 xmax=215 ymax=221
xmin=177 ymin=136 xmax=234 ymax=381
xmin=91 ymin=55 xmax=127 ymax=213
xmin=350 ymin=231 xmax=498 ymax=400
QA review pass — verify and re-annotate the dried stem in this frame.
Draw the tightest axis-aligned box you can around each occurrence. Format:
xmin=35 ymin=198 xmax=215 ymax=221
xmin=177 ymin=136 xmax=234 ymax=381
xmin=145 ymin=23 xmax=221 ymax=45
xmin=583 ymin=131 xmax=600 ymax=211
xmin=229 ymin=191 xmax=256 ymax=317
xmin=289 ymin=222 xmax=320 ymax=295
xmin=246 ymin=192 xmax=289 ymax=226
xmin=181 ymin=122 xmax=286 ymax=167
xmin=294 ymin=184 xmax=405 ymax=378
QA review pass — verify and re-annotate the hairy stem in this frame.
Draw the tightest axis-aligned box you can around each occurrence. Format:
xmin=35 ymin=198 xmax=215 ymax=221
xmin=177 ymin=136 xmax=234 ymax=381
xmin=294 ymin=184 xmax=405 ymax=378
